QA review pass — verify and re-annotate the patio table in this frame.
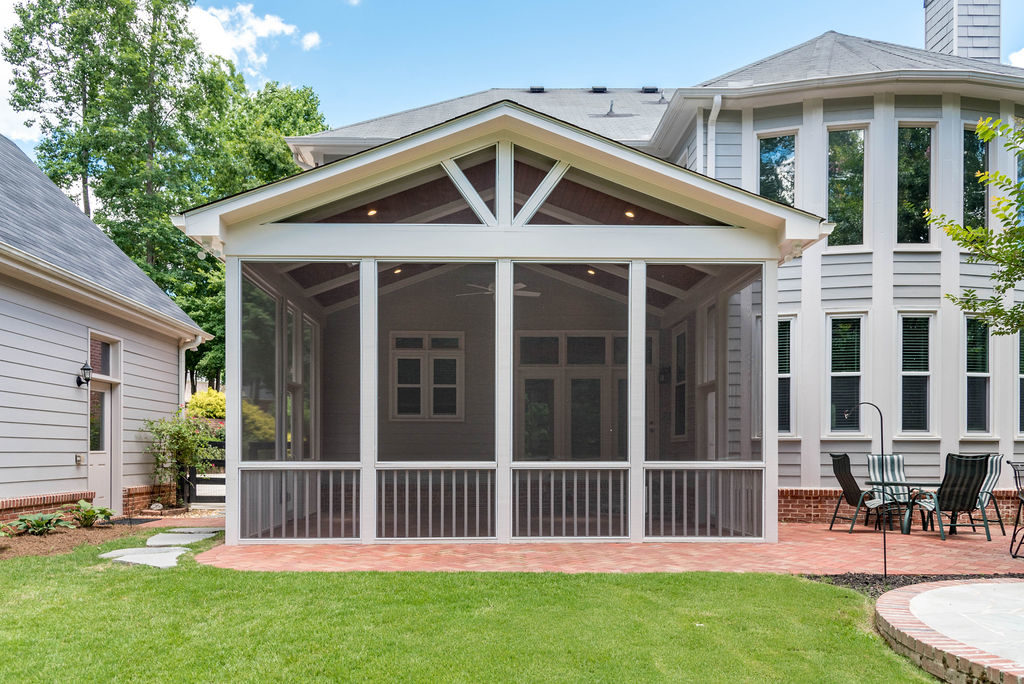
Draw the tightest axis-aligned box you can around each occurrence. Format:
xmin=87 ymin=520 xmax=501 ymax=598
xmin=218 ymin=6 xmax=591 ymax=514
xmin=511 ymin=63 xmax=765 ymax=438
xmin=866 ymin=481 xmax=941 ymax=535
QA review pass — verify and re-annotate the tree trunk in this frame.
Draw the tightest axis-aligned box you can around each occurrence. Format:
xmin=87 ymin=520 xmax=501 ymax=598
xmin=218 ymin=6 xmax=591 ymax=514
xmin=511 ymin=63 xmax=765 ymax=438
xmin=189 ymin=368 xmax=197 ymax=396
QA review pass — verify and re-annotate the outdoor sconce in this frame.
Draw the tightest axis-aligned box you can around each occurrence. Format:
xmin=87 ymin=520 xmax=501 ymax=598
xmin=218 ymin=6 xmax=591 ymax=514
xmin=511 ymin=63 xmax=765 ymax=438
xmin=76 ymin=361 xmax=93 ymax=387
xmin=658 ymin=366 xmax=671 ymax=384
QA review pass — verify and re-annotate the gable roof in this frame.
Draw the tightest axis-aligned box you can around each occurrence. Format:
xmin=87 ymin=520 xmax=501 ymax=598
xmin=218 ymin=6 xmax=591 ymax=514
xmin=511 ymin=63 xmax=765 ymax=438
xmin=290 ymin=88 xmax=673 ymax=147
xmin=0 ymin=135 xmax=203 ymax=335
xmin=699 ymin=31 xmax=1024 ymax=88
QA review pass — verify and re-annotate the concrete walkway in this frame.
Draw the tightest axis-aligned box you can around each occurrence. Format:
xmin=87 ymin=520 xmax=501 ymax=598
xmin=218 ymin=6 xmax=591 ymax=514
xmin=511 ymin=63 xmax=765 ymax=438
xmin=194 ymin=523 xmax=1024 ymax=573
xmin=877 ymin=579 xmax=1024 ymax=683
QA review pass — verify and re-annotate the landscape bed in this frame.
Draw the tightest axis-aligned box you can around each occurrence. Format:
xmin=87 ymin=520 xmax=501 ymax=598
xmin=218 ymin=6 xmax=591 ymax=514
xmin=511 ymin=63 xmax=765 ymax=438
xmin=0 ymin=530 xmax=930 ymax=682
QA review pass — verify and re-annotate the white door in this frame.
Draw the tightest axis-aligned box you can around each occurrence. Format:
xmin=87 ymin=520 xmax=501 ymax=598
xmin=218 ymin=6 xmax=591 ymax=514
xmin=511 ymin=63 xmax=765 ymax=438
xmin=88 ymin=381 xmax=112 ymax=508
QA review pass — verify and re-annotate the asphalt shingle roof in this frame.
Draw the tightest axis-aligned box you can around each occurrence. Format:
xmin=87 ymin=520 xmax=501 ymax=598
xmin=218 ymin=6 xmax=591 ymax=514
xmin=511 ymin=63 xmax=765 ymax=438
xmin=297 ymin=88 xmax=674 ymax=144
xmin=699 ymin=30 xmax=1024 ymax=87
xmin=0 ymin=135 xmax=201 ymax=332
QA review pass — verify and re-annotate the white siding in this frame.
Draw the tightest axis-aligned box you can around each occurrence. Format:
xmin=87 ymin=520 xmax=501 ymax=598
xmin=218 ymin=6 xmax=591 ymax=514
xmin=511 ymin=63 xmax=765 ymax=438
xmin=0 ymin=275 xmax=182 ymax=499
xmin=960 ymin=252 xmax=996 ymax=299
xmin=778 ymin=258 xmax=801 ymax=308
xmin=821 ymin=252 xmax=872 ymax=307
xmin=893 ymin=251 xmax=942 ymax=306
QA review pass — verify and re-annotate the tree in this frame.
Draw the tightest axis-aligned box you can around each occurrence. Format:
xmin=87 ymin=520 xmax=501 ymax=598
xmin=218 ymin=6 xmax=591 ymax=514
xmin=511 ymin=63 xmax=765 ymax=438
xmin=3 ymin=0 xmax=132 ymax=216
xmin=928 ymin=118 xmax=1024 ymax=334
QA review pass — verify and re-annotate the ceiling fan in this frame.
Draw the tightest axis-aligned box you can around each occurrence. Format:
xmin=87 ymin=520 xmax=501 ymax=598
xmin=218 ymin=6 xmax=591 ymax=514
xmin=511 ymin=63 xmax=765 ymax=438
xmin=456 ymin=282 xmax=540 ymax=297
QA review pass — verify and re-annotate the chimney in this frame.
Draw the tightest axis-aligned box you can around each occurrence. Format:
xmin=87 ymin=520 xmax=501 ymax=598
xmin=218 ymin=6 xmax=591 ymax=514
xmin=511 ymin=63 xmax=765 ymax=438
xmin=924 ymin=0 xmax=1001 ymax=62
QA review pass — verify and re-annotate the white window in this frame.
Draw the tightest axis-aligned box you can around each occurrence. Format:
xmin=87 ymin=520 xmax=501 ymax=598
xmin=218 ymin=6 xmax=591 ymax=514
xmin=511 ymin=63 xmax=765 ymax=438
xmin=1018 ymin=331 xmax=1024 ymax=435
xmin=899 ymin=315 xmax=931 ymax=432
xmin=965 ymin=317 xmax=990 ymax=432
xmin=778 ymin=318 xmax=792 ymax=434
xmin=390 ymin=332 xmax=464 ymax=421
xmin=673 ymin=327 xmax=687 ymax=438
xmin=828 ymin=315 xmax=862 ymax=432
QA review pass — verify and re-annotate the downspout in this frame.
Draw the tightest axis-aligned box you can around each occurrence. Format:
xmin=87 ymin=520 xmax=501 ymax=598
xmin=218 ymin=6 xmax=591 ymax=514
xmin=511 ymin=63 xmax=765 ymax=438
xmin=705 ymin=94 xmax=723 ymax=179
xmin=178 ymin=334 xmax=204 ymax=406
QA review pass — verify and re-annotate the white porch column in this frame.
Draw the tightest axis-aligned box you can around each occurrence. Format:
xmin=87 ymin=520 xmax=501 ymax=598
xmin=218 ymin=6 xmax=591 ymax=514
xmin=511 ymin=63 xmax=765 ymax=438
xmin=359 ymin=259 xmax=378 ymax=542
xmin=224 ymin=256 xmax=241 ymax=545
xmin=763 ymin=259 xmax=780 ymax=542
xmin=995 ymin=99 xmax=1017 ymax=486
xmin=628 ymin=260 xmax=646 ymax=540
xmin=494 ymin=258 xmax=513 ymax=541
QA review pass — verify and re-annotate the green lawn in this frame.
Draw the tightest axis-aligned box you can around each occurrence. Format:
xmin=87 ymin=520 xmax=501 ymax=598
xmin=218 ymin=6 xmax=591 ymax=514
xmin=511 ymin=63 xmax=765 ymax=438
xmin=0 ymin=531 xmax=928 ymax=683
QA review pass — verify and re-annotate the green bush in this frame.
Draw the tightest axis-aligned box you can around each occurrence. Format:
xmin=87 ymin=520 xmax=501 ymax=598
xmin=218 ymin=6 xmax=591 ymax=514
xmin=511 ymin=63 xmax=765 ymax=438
xmin=187 ymin=388 xmax=226 ymax=419
xmin=60 ymin=500 xmax=113 ymax=528
xmin=145 ymin=408 xmax=223 ymax=485
xmin=9 ymin=513 xmax=73 ymax=536
xmin=241 ymin=399 xmax=275 ymax=442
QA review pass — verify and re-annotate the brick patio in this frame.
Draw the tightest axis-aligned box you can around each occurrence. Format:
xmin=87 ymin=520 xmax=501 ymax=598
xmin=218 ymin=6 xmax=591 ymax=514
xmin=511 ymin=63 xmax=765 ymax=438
xmin=194 ymin=523 xmax=1024 ymax=573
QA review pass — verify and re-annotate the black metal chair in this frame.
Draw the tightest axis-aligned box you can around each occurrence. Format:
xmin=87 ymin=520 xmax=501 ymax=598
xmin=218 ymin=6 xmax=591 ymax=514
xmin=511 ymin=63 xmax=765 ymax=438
xmin=1009 ymin=461 xmax=1024 ymax=558
xmin=908 ymin=453 xmax=991 ymax=541
xmin=828 ymin=453 xmax=890 ymax=532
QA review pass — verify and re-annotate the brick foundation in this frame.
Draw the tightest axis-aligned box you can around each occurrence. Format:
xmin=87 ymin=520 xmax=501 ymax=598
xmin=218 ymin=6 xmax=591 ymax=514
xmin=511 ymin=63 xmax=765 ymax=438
xmin=0 ymin=491 xmax=95 ymax=523
xmin=779 ymin=487 xmax=1020 ymax=526
xmin=122 ymin=483 xmax=177 ymax=517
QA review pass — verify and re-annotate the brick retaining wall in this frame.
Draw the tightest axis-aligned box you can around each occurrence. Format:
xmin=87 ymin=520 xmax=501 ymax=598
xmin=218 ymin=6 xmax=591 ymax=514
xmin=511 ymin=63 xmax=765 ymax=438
xmin=0 ymin=491 xmax=95 ymax=522
xmin=122 ymin=483 xmax=176 ymax=516
xmin=779 ymin=488 xmax=1019 ymax=525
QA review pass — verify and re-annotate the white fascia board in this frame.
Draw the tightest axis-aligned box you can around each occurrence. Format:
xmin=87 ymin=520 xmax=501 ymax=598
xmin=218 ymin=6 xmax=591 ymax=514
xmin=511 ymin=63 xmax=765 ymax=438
xmin=0 ymin=242 xmax=209 ymax=342
xmin=182 ymin=102 xmax=824 ymax=249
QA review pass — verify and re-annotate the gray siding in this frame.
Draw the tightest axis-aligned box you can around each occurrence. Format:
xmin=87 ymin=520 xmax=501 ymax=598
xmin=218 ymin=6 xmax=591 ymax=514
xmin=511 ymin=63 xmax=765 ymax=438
xmin=960 ymin=253 xmax=996 ymax=299
xmin=682 ymin=119 xmax=698 ymax=171
xmin=961 ymin=97 xmax=998 ymax=124
xmin=753 ymin=103 xmax=802 ymax=132
xmin=823 ymin=97 xmax=874 ymax=123
xmin=925 ymin=0 xmax=955 ymax=54
xmin=895 ymin=95 xmax=942 ymax=120
xmin=0 ymin=275 xmax=181 ymax=499
xmin=778 ymin=258 xmax=801 ymax=307
xmin=892 ymin=441 xmax=943 ymax=481
xmin=714 ymin=110 xmax=742 ymax=186
xmin=893 ymin=251 xmax=942 ymax=306
xmin=821 ymin=252 xmax=872 ymax=307
xmin=778 ymin=441 xmax=801 ymax=487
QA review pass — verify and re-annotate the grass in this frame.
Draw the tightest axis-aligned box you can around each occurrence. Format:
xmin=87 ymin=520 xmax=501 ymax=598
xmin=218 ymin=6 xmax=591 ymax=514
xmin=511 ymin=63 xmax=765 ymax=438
xmin=0 ymin=532 xmax=929 ymax=683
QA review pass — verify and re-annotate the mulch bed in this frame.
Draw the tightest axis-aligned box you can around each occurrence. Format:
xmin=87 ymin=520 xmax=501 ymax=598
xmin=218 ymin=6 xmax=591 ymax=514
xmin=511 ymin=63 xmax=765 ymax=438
xmin=807 ymin=572 xmax=1024 ymax=599
xmin=0 ymin=524 xmax=148 ymax=559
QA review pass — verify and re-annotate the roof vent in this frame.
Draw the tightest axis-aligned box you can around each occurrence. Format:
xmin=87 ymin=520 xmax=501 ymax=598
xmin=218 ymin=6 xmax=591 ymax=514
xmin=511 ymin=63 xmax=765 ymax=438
xmin=656 ymin=93 xmax=668 ymax=104
xmin=529 ymin=86 xmax=545 ymax=93
xmin=607 ymin=100 xmax=615 ymax=116
xmin=591 ymin=86 xmax=607 ymax=93
xmin=641 ymin=86 xmax=659 ymax=94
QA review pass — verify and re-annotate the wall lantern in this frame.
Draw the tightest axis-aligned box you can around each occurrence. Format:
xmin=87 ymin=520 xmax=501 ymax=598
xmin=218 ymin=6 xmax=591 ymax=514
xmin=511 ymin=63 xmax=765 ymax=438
xmin=76 ymin=361 xmax=93 ymax=387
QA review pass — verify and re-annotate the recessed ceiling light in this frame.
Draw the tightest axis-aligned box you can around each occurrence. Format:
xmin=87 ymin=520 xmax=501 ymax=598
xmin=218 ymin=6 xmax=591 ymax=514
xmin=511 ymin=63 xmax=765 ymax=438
xmin=624 ymin=210 xmax=635 ymax=218
xmin=367 ymin=209 xmax=378 ymax=216
xmin=586 ymin=268 xmax=596 ymax=275
xmin=393 ymin=268 xmax=402 ymax=274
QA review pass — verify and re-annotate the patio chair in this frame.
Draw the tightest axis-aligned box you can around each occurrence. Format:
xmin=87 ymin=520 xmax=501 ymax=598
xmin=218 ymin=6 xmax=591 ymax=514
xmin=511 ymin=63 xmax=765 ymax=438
xmin=969 ymin=454 xmax=1005 ymax=536
xmin=866 ymin=452 xmax=912 ymax=515
xmin=1009 ymin=461 xmax=1024 ymax=558
xmin=828 ymin=453 xmax=891 ymax=532
xmin=909 ymin=453 xmax=991 ymax=541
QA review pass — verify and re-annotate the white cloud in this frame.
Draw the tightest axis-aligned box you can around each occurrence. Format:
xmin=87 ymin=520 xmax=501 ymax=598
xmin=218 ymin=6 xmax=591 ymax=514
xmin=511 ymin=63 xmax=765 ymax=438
xmin=1010 ymin=47 xmax=1024 ymax=68
xmin=347 ymin=0 xmax=361 ymax=5
xmin=188 ymin=3 xmax=297 ymax=79
xmin=301 ymin=31 xmax=320 ymax=51
xmin=0 ymin=2 xmax=40 ymax=143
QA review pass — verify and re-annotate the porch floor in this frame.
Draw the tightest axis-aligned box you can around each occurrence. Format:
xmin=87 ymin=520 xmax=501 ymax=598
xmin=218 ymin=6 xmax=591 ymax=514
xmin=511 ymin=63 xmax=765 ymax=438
xmin=194 ymin=523 xmax=1024 ymax=574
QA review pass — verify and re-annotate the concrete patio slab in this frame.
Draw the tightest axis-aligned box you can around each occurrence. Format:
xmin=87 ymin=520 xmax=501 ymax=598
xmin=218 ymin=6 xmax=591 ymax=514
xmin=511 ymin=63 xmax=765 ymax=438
xmin=165 ymin=528 xmax=224 ymax=535
xmin=100 ymin=547 xmax=190 ymax=569
xmin=911 ymin=583 xmax=1024 ymax=666
xmin=146 ymin=531 xmax=218 ymax=547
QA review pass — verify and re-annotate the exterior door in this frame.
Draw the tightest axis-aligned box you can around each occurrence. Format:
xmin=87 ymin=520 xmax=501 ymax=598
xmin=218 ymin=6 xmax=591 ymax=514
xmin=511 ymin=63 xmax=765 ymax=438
xmin=88 ymin=381 xmax=112 ymax=508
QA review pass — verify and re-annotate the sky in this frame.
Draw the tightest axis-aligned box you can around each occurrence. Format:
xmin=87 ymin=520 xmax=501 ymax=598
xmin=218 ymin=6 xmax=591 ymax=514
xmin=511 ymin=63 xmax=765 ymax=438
xmin=1 ymin=0 xmax=1023 ymax=157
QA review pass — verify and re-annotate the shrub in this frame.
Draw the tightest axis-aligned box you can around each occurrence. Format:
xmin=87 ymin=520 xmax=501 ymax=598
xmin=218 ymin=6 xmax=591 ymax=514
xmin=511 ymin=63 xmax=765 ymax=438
xmin=60 ymin=500 xmax=113 ymax=528
xmin=145 ymin=408 xmax=222 ymax=485
xmin=241 ymin=400 xmax=275 ymax=442
xmin=9 ymin=513 xmax=73 ymax=536
xmin=187 ymin=388 xmax=226 ymax=419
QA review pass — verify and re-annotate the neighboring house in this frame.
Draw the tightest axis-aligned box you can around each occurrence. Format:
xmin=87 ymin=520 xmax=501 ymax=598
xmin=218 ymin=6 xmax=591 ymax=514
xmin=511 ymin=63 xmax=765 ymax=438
xmin=176 ymin=0 xmax=1021 ymax=545
xmin=0 ymin=135 xmax=208 ymax=519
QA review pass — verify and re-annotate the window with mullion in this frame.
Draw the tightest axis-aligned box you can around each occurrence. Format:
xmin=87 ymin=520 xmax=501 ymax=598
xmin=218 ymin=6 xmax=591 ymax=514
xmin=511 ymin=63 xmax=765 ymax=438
xmin=829 ymin=317 xmax=861 ymax=431
xmin=778 ymin=319 xmax=792 ymax=433
xmin=758 ymin=134 xmax=795 ymax=207
xmin=965 ymin=317 xmax=990 ymax=432
xmin=900 ymin=315 xmax=930 ymax=432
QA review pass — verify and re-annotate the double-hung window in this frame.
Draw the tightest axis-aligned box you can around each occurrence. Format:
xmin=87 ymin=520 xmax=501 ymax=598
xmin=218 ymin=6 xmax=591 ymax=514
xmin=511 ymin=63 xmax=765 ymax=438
xmin=778 ymin=319 xmax=793 ymax=434
xmin=1019 ymin=331 xmax=1024 ymax=434
xmin=827 ymin=129 xmax=866 ymax=246
xmin=829 ymin=316 xmax=862 ymax=431
xmin=391 ymin=332 xmax=464 ymax=421
xmin=899 ymin=315 xmax=930 ymax=432
xmin=965 ymin=317 xmax=990 ymax=432
xmin=673 ymin=328 xmax=687 ymax=438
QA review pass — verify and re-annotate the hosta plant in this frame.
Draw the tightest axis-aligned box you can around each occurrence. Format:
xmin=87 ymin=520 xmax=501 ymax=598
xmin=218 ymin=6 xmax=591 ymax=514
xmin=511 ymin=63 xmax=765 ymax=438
xmin=9 ymin=513 xmax=74 ymax=536
xmin=60 ymin=500 xmax=114 ymax=528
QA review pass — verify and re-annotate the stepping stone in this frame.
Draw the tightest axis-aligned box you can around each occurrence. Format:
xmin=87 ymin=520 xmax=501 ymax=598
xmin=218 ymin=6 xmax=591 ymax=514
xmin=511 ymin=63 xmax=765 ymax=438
xmin=100 ymin=547 xmax=189 ymax=569
xmin=165 ymin=527 xmax=223 ymax=534
xmin=147 ymin=531 xmax=218 ymax=547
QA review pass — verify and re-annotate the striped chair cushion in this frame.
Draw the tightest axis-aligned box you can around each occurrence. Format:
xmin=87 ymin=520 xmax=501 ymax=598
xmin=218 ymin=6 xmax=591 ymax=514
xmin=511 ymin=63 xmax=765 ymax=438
xmin=866 ymin=453 xmax=911 ymax=504
xmin=977 ymin=454 xmax=1001 ymax=508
